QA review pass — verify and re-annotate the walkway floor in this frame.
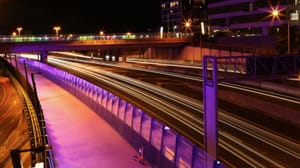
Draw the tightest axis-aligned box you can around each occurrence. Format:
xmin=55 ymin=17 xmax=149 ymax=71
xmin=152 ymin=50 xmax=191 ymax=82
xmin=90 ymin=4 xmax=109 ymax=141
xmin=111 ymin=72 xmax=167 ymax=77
xmin=16 ymin=62 xmax=150 ymax=168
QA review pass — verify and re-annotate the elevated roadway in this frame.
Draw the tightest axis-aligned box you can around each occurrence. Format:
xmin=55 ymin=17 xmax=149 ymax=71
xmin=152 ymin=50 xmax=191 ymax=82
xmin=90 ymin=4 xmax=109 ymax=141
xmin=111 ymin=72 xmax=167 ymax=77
xmin=0 ymin=34 xmax=191 ymax=53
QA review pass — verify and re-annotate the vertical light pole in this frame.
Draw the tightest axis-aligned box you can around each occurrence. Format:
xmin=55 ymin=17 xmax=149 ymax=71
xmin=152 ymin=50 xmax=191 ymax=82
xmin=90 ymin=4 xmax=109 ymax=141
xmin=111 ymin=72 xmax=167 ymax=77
xmin=16 ymin=27 xmax=23 ymax=36
xmin=184 ymin=21 xmax=193 ymax=62
xmin=53 ymin=26 xmax=61 ymax=37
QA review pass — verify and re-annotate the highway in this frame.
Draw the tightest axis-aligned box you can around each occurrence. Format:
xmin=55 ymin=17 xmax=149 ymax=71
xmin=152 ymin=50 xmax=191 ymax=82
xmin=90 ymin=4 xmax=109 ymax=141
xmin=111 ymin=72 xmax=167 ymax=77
xmin=0 ymin=75 xmax=31 ymax=168
xmin=24 ymin=54 xmax=300 ymax=167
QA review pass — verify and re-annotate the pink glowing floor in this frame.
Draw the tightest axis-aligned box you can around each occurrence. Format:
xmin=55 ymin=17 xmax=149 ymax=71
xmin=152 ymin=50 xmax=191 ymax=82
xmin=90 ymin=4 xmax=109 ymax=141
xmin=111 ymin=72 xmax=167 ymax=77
xmin=25 ymin=69 xmax=150 ymax=168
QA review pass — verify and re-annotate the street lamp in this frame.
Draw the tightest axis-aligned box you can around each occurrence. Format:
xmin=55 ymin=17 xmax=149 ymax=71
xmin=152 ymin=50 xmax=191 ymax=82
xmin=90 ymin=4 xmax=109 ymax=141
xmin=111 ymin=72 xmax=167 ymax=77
xmin=184 ymin=20 xmax=193 ymax=62
xmin=184 ymin=21 xmax=191 ymax=31
xmin=99 ymin=30 xmax=104 ymax=39
xmin=270 ymin=6 xmax=290 ymax=54
xmin=16 ymin=27 xmax=23 ymax=36
xmin=53 ymin=26 xmax=61 ymax=36
xmin=99 ymin=30 xmax=104 ymax=36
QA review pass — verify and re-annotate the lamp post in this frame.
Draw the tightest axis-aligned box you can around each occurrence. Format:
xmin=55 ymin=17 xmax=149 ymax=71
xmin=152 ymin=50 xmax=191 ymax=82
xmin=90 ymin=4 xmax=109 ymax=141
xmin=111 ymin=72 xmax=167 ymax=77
xmin=99 ymin=30 xmax=104 ymax=36
xmin=53 ymin=26 xmax=61 ymax=36
xmin=271 ymin=7 xmax=290 ymax=54
xmin=184 ymin=21 xmax=193 ymax=62
xmin=16 ymin=27 xmax=23 ymax=36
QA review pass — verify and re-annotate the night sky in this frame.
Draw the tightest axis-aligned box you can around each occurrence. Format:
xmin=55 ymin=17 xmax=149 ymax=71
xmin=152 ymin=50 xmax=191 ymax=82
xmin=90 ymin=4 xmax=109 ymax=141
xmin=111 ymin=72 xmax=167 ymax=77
xmin=0 ymin=0 xmax=161 ymax=35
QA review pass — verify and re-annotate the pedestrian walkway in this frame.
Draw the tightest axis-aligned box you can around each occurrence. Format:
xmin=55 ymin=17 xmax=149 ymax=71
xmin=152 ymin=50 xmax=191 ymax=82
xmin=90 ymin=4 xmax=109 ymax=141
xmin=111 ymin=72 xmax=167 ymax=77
xmin=16 ymin=62 xmax=150 ymax=168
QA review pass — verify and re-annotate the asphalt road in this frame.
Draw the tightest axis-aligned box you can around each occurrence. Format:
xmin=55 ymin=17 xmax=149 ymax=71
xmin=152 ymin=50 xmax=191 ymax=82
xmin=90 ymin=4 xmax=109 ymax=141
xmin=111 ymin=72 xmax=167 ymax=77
xmin=0 ymin=76 xmax=31 ymax=168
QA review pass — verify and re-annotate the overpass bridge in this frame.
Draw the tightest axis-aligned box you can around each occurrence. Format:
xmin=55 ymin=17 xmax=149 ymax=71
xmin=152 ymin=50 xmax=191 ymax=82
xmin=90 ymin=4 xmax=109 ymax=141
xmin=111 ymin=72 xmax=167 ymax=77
xmin=0 ymin=33 xmax=192 ymax=62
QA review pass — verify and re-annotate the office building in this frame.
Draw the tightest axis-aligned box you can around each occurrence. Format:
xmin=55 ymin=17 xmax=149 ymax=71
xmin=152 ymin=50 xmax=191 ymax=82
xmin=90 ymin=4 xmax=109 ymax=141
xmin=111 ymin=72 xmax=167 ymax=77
xmin=160 ymin=0 xmax=207 ymax=34
xmin=207 ymin=0 xmax=300 ymax=37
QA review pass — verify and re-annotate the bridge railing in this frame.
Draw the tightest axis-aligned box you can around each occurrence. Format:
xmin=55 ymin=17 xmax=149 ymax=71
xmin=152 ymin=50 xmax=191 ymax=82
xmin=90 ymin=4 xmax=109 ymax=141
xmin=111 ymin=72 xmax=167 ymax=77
xmin=0 ymin=32 xmax=193 ymax=43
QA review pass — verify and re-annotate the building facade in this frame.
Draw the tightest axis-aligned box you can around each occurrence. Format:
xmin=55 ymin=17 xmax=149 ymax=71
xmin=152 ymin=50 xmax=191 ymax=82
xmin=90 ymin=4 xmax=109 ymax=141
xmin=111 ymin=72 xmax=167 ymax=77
xmin=207 ymin=0 xmax=300 ymax=37
xmin=161 ymin=0 xmax=207 ymax=34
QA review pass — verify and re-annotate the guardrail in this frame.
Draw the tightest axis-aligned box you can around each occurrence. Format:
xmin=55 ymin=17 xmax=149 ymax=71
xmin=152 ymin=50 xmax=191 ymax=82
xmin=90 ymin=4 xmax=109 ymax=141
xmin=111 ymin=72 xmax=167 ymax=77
xmin=0 ymin=57 xmax=55 ymax=168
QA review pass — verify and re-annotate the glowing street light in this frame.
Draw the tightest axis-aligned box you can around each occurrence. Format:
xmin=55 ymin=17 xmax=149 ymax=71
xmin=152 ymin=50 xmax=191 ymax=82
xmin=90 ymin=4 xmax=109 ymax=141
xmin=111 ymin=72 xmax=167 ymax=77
xmin=185 ymin=21 xmax=191 ymax=30
xmin=272 ymin=9 xmax=279 ymax=19
xmin=53 ymin=26 xmax=61 ymax=36
xmin=16 ymin=27 xmax=23 ymax=36
xmin=268 ymin=4 xmax=290 ymax=54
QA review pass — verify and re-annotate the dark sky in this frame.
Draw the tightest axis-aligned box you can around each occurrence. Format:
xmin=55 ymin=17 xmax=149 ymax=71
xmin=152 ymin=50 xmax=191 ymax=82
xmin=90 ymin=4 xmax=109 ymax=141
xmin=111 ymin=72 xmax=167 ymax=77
xmin=0 ymin=0 xmax=161 ymax=35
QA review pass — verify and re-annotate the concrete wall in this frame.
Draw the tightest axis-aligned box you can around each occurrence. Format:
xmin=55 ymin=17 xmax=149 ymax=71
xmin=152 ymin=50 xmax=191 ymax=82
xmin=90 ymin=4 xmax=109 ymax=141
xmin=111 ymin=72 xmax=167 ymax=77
xmin=140 ymin=45 xmax=252 ymax=62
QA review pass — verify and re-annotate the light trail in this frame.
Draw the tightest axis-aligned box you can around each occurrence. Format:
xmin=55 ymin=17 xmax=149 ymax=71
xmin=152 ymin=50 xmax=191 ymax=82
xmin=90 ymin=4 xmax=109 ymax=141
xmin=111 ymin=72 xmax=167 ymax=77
xmin=48 ymin=57 xmax=202 ymax=136
xmin=51 ymin=54 xmax=300 ymax=105
xmin=47 ymin=56 xmax=300 ymax=167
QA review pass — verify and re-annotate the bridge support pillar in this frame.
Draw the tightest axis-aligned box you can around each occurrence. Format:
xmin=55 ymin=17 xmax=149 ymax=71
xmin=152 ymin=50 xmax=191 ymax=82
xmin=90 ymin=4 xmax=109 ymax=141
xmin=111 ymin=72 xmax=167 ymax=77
xmin=40 ymin=51 xmax=48 ymax=63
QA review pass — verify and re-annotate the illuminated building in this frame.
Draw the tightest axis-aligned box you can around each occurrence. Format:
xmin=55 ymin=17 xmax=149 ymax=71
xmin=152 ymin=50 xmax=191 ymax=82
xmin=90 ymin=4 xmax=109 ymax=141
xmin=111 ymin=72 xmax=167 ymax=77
xmin=207 ymin=0 xmax=300 ymax=37
xmin=161 ymin=0 xmax=207 ymax=34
